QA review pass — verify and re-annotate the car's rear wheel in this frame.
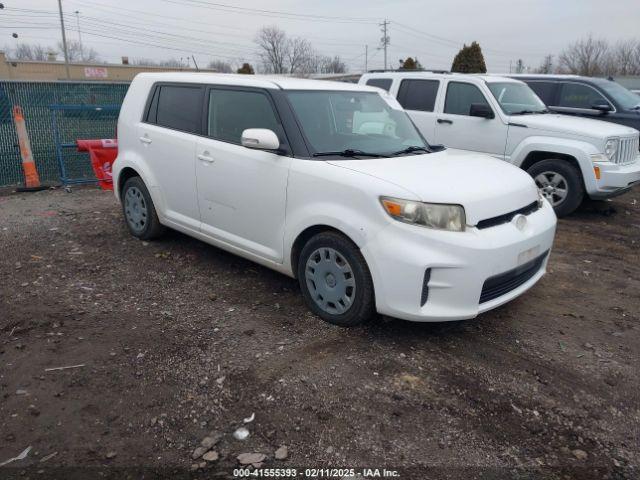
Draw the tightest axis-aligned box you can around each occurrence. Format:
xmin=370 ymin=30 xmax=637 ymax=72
xmin=121 ymin=176 xmax=165 ymax=240
xmin=297 ymin=231 xmax=375 ymax=327
xmin=527 ymin=159 xmax=584 ymax=217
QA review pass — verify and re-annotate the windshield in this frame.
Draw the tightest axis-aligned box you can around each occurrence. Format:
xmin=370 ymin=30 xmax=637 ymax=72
xmin=487 ymin=82 xmax=547 ymax=114
xmin=594 ymin=79 xmax=640 ymax=110
xmin=286 ymin=90 xmax=429 ymax=157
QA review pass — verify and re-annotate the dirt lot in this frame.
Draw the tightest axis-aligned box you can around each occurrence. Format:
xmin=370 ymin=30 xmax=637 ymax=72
xmin=0 ymin=186 xmax=638 ymax=479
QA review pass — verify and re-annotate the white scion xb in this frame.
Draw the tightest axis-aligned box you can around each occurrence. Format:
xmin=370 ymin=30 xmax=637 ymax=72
xmin=113 ymin=73 xmax=557 ymax=326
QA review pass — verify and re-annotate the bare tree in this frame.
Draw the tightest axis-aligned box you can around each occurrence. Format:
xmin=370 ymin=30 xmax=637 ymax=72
xmin=558 ymin=35 xmax=609 ymax=76
xmin=514 ymin=58 xmax=525 ymax=74
xmin=321 ymin=55 xmax=346 ymax=74
xmin=611 ymin=39 xmax=639 ymax=75
xmin=535 ymin=54 xmax=554 ymax=74
xmin=57 ymin=40 xmax=99 ymax=63
xmin=255 ymin=26 xmax=289 ymax=74
xmin=287 ymin=37 xmax=313 ymax=75
xmin=9 ymin=43 xmax=54 ymax=61
xmin=207 ymin=60 xmax=233 ymax=73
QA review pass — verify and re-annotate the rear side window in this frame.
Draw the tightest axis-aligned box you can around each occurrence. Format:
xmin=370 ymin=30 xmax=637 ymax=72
xmin=397 ymin=79 xmax=439 ymax=112
xmin=558 ymin=83 xmax=608 ymax=109
xmin=526 ymin=81 xmax=557 ymax=105
xmin=148 ymin=85 xmax=203 ymax=134
xmin=444 ymin=82 xmax=490 ymax=116
xmin=366 ymin=78 xmax=393 ymax=92
xmin=207 ymin=89 xmax=281 ymax=145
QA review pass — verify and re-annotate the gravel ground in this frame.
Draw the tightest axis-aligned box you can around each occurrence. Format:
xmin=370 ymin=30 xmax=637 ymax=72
xmin=0 ymin=186 xmax=638 ymax=480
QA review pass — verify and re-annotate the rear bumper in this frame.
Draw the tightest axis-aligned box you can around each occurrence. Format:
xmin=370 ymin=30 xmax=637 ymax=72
xmin=588 ymin=158 xmax=640 ymax=199
xmin=361 ymin=199 xmax=557 ymax=322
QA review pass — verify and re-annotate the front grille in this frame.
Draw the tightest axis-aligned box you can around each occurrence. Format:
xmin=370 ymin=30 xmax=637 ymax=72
xmin=615 ymin=137 xmax=639 ymax=165
xmin=476 ymin=201 xmax=540 ymax=230
xmin=479 ymin=251 xmax=548 ymax=304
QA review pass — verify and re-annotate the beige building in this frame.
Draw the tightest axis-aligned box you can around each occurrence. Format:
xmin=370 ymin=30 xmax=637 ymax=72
xmin=0 ymin=52 xmax=216 ymax=82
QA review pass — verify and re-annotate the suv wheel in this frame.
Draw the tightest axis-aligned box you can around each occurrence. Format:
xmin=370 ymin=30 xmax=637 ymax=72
xmin=527 ymin=160 xmax=584 ymax=217
xmin=297 ymin=232 xmax=376 ymax=327
xmin=121 ymin=176 xmax=165 ymax=240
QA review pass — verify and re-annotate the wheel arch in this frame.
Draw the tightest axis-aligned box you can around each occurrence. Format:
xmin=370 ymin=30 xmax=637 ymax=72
xmin=117 ymin=166 xmax=141 ymax=197
xmin=290 ymin=225 xmax=360 ymax=280
xmin=520 ymin=150 xmax=582 ymax=175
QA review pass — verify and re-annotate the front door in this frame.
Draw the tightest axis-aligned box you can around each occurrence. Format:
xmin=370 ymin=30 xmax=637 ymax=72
xmin=433 ymin=81 xmax=508 ymax=158
xmin=196 ymin=87 xmax=291 ymax=263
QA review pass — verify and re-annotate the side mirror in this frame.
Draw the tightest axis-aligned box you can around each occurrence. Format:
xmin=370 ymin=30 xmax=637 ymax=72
xmin=469 ymin=103 xmax=495 ymax=119
xmin=591 ymin=102 xmax=612 ymax=113
xmin=241 ymin=128 xmax=280 ymax=151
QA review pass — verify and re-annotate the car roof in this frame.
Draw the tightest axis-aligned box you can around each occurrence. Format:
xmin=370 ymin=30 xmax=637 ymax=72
xmin=361 ymin=71 xmax=523 ymax=84
xmin=509 ymin=74 xmax=604 ymax=82
xmin=133 ymin=72 xmax=380 ymax=92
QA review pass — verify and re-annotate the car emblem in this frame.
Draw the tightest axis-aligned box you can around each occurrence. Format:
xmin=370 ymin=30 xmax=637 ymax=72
xmin=513 ymin=214 xmax=527 ymax=231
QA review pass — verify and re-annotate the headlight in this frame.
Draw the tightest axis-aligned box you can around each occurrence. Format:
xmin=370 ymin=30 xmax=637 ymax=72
xmin=604 ymin=138 xmax=619 ymax=161
xmin=380 ymin=196 xmax=466 ymax=232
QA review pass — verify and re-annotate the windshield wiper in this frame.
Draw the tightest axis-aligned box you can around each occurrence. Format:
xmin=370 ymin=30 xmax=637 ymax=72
xmin=511 ymin=109 xmax=549 ymax=115
xmin=391 ymin=146 xmax=430 ymax=156
xmin=312 ymin=149 xmax=388 ymax=158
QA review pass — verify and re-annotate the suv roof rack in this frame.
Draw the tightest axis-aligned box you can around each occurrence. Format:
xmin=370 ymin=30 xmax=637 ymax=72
xmin=367 ymin=69 xmax=451 ymax=74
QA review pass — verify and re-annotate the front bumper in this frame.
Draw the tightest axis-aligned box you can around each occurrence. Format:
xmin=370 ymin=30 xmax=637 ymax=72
xmin=589 ymin=157 xmax=640 ymax=199
xmin=361 ymin=199 xmax=557 ymax=322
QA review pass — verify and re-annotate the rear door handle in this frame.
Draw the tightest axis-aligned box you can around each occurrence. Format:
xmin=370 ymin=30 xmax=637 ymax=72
xmin=437 ymin=119 xmax=453 ymax=125
xmin=139 ymin=136 xmax=152 ymax=144
xmin=197 ymin=153 xmax=214 ymax=163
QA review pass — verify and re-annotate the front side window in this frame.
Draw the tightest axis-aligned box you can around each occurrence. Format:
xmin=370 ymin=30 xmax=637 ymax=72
xmin=207 ymin=89 xmax=282 ymax=144
xmin=286 ymin=91 xmax=428 ymax=156
xmin=397 ymin=79 xmax=440 ymax=112
xmin=558 ymin=83 xmax=609 ymax=110
xmin=366 ymin=78 xmax=393 ymax=92
xmin=153 ymin=85 xmax=203 ymax=134
xmin=444 ymin=82 xmax=490 ymax=116
xmin=487 ymin=82 xmax=548 ymax=114
xmin=593 ymin=79 xmax=640 ymax=110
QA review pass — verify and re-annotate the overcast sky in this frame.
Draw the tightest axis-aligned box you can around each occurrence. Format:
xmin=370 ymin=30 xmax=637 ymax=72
xmin=2 ymin=0 xmax=639 ymax=72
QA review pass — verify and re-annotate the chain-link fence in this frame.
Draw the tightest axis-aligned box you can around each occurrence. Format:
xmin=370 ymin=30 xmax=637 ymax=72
xmin=0 ymin=81 xmax=129 ymax=187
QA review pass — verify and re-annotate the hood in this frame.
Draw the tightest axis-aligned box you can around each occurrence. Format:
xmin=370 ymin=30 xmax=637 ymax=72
xmin=328 ymin=149 xmax=539 ymax=226
xmin=514 ymin=113 xmax=637 ymax=139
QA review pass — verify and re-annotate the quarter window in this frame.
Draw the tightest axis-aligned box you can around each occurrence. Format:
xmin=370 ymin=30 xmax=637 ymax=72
xmin=153 ymin=85 xmax=203 ymax=134
xmin=526 ymin=81 xmax=557 ymax=105
xmin=207 ymin=89 xmax=281 ymax=145
xmin=444 ymin=82 xmax=490 ymax=116
xmin=397 ymin=79 xmax=440 ymax=112
xmin=558 ymin=83 xmax=608 ymax=109
xmin=366 ymin=78 xmax=393 ymax=92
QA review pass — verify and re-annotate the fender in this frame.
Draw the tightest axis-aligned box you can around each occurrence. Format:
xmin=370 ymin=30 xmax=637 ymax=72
xmin=509 ymin=136 xmax=601 ymax=193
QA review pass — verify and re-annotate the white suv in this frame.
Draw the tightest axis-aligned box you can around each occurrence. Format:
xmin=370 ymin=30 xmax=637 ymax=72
xmin=361 ymin=72 xmax=640 ymax=216
xmin=113 ymin=73 xmax=556 ymax=326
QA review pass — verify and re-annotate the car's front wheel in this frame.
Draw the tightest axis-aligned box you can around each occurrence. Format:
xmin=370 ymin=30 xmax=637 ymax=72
xmin=527 ymin=159 xmax=584 ymax=217
xmin=297 ymin=231 xmax=376 ymax=327
xmin=121 ymin=176 xmax=165 ymax=240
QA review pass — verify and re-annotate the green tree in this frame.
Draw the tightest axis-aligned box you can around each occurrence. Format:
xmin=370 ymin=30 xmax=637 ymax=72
xmin=400 ymin=57 xmax=421 ymax=70
xmin=237 ymin=62 xmax=255 ymax=74
xmin=451 ymin=42 xmax=487 ymax=73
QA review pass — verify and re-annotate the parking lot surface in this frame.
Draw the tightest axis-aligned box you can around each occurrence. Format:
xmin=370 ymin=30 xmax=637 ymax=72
xmin=1 ymin=187 xmax=638 ymax=479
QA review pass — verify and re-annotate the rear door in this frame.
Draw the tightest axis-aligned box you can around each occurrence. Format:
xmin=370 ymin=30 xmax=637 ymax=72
xmin=138 ymin=83 xmax=204 ymax=230
xmin=525 ymin=80 xmax=559 ymax=106
xmin=396 ymin=78 xmax=440 ymax=142
xmin=433 ymin=80 xmax=508 ymax=157
xmin=195 ymin=87 xmax=291 ymax=262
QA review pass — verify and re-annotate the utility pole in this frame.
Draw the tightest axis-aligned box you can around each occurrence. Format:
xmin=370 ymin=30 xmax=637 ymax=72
xmin=365 ymin=45 xmax=368 ymax=73
xmin=74 ymin=10 xmax=83 ymax=62
xmin=57 ymin=0 xmax=70 ymax=79
xmin=379 ymin=20 xmax=390 ymax=70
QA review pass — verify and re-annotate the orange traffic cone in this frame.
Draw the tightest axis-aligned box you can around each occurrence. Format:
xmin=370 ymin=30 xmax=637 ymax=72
xmin=13 ymin=105 xmax=47 ymax=192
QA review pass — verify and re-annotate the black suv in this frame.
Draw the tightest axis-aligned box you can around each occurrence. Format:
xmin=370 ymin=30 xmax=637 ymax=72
xmin=513 ymin=75 xmax=640 ymax=131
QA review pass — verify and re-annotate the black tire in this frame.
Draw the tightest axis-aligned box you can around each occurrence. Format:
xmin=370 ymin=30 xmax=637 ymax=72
xmin=297 ymin=231 xmax=376 ymax=327
xmin=121 ymin=176 xmax=165 ymax=240
xmin=527 ymin=159 xmax=584 ymax=217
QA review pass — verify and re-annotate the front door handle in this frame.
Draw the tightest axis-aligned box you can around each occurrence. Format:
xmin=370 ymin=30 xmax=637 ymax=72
xmin=437 ymin=119 xmax=453 ymax=125
xmin=197 ymin=153 xmax=214 ymax=163
xmin=139 ymin=136 xmax=152 ymax=144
